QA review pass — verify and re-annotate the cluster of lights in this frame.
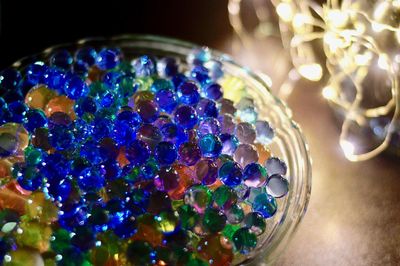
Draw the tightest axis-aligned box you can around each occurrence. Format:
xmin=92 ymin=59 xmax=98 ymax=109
xmin=228 ymin=0 xmax=400 ymax=161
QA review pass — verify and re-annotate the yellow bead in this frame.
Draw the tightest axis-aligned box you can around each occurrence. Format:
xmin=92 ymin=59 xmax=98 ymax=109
xmin=16 ymin=220 xmax=52 ymax=252
xmin=4 ymin=248 xmax=44 ymax=266
xmin=0 ymin=123 xmax=29 ymax=158
xmin=25 ymin=85 xmax=58 ymax=110
xmin=25 ymin=192 xmax=58 ymax=224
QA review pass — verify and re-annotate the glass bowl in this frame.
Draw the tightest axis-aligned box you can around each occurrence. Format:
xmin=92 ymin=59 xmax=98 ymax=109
xmin=4 ymin=35 xmax=311 ymax=265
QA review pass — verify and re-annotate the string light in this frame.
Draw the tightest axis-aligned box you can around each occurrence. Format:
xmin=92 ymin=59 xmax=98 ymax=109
xmin=228 ymin=0 xmax=400 ymax=161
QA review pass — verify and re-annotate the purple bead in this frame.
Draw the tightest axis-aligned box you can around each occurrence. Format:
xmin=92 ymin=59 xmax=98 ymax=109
xmin=178 ymin=142 xmax=201 ymax=166
xmin=153 ymin=115 xmax=173 ymax=128
xmin=195 ymin=159 xmax=218 ymax=185
xmin=220 ymin=133 xmax=239 ymax=155
xmin=177 ymin=82 xmax=200 ymax=105
xmin=174 ymin=105 xmax=198 ymax=129
xmin=155 ymin=89 xmax=178 ymax=113
xmin=136 ymin=124 xmax=163 ymax=150
xmin=125 ymin=140 xmax=150 ymax=166
xmin=154 ymin=166 xmax=179 ymax=191
xmin=218 ymin=114 xmax=236 ymax=134
xmin=196 ymin=98 xmax=218 ymax=118
xmin=204 ymin=83 xmax=223 ymax=100
xmin=160 ymin=123 xmax=188 ymax=146
xmin=135 ymin=100 xmax=159 ymax=123
xmin=198 ymin=117 xmax=221 ymax=136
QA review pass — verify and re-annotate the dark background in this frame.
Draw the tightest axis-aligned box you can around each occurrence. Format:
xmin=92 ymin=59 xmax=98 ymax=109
xmin=0 ymin=0 xmax=231 ymax=68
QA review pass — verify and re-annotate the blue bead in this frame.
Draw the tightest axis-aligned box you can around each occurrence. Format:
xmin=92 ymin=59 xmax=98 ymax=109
xmin=47 ymin=178 xmax=72 ymax=202
xmin=49 ymin=125 xmax=75 ymax=151
xmin=187 ymin=47 xmax=211 ymax=65
xmin=116 ymin=110 xmax=142 ymax=128
xmin=8 ymin=101 xmax=28 ymax=123
xmin=219 ymin=161 xmax=243 ymax=187
xmin=16 ymin=166 xmax=42 ymax=191
xmin=1 ymin=88 xmax=23 ymax=104
xmin=75 ymin=47 xmax=97 ymax=66
xmin=74 ymin=96 xmax=97 ymax=116
xmin=243 ymin=163 xmax=267 ymax=187
xmin=92 ymin=117 xmax=113 ymax=140
xmin=157 ymin=57 xmax=179 ymax=77
xmin=80 ymin=140 xmax=102 ymax=164
xmin=73 ymin=119 xmax=92 ymax=142
xmin=204 ymin=83 xmax=223 ymax=100
xmin=78 ymin=166 xmax=106 ymax=192
xmin=44 ymin=67 xmax=67 ymax=94
xmin=171 ymin=73 xmax=187 ymax=89
xmin=96 ymin=48 xmax=120 ymax=70
xmin=132 ymin=55 xmax=156 ymax=77
xmin=205 ymin=60 xmax=224 ymax=80
xmin=177 ymin=82 xmax=200 ymax=105
xmin=155 ymin=89 xmax=178 ymax=113
xmin=140 ymin=158 xmax=160 ymax=180
xmin=58 ymin=206 xmax=88 ymax=231
xmin=99 ymin=138 xmax=119 ymax=161
xmin=252 ymin=193 xmax=277 ymax=218
xmin=113 ymin=216 xmax=137 ymax=238
xmin=24 ymin=109 xmax=48 ymax=132
xmin=150 ymin=78 xmax=174 ymax=93
xmin=64 ymin=75 xmax=89 ymax=99
xmin=198 ymin=117 xmax=221 ymax=136
xmin=25 ymin=61 xmax=48 ymax=85
xmin=112 ymin=121 xmax=136 ymax=146
xmin=50 ymin=50 xmax=73 ymax=70
xmin=125 ymin=140 xmax=150 ymax=166
xmin=39 ymin=153 xmax=71 ymax=181
xmin=198 ymin=134 xmax=222 ymax=158
xmin=71 ymin=226 xmax=96 ymax=251
xmin=103 ymin=71 xmax=122 ymax=88
xmin=116 ymin=74 xmax=139 ymax=97
xmin=191 ymin=65 xmax=210 ymax=84
xmin=72 ymin=61 xmax=89 ymax=77
xmin=220 ymin=133 xmax=239 ymax=155
xmin=160 ymin=123 xmax=188 ymax=146
xmin=0 ymin=68 xmax=22 ymax=91
xmin=101 ymin=159 xmax=122 ymax=181
xmin=155 ymin=141 xmax=178 ymax=165
xmin=195 ymin=98 xmax=218 ymax=118
xmin=174 ymin=105 xmax=198 ymax=129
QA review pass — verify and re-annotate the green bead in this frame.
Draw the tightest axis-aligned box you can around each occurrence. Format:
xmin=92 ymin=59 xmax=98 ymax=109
xmin=184 ymin=185 xmax=212 ymax=214
xmin=222 ymin=224 xmax=241 ymax=241
xmin=202 ymin=208 xmax=227 ymax=233
xmin=225 ymin=204 xmax=244 ymax=224
xmin=51 ymin=228 xmax=71 ymax=253
xmin=177 ymin=205 xmax=199 ymax=229
xmin=117 ymin=61 xmax=134 ymax=73
xmin=124 ymin=166 xmax=141 ymax=182
xmin=156 ymin=211 xmax=178 ymax=234
xmin=4 ymin=248 xmax=44 ymax=266
xmin=232 ymin=228 xmax=257 ymax=254
xmin=243 ymin=212 xmax=266 ymax=235
xmin=213 ymin=185 xmax=237 ymax=209
xmin=136 ymin=77 xmax=154 ymax=91
xmin=126 ymin=240 xmax=154 ymax=266
xmin=186 ymin=257 xmax=208 ymax=266
xmin=117 ymin=76 xmax=137 ymax=97
xmin=24 ymin=146 xmax=43 ymax=165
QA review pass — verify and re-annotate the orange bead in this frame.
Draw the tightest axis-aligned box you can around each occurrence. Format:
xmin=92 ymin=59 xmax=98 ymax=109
xmin=168 ymin=164 xmax=196 ymax=200
xmin=25 ymin=84 xmax=58 ymax=110
xmin=117 ymin=147 xmax=130 ymax=168
xmin=45 ymin=95 xmax=76 ymax=120
xmin=88 ymin=65 xmax=105 ymax=83
xmin=197 ymin=234 xmax=234 ymax=266
xmin=131 ymin=215 xmax=163 ymax=247
xmin=0 ymin=181 xmax=30 ymax=214
xmin=255 ymin=143 xmax=271 ymax=165
xmin=0 ymin=159 xmax=12 ymax=179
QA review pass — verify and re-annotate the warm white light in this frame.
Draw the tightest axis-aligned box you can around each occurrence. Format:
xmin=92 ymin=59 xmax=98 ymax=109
xmin=354 ymin=52 xmax=372 ymax=66
xmin=276 ymin=3 xmax=294 ymax=23
xmin=327 ymin=9 xmax=349 ymax=28
xmin=322 ymin=86 xmax=337 ymax=100
xmin=298 ymin=63 xmax=323 ymax=81
xmin=378 ymin=54 xmax=390 ymax=70
xmin=372 ymin=22 xmax=385 ymax=32
xmin=340 ymin=140 xmax=355 ymax=158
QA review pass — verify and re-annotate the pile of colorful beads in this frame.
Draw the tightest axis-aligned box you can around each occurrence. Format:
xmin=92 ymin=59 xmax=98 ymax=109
xmin=0 ymin=44 xmax=290 ymax=265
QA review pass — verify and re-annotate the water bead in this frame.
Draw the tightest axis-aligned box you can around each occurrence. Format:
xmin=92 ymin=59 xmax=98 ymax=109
xmin=243 ymin=163 xmax=267 ymax=188
xmin=197 ymin=235 xmax=233 ymax=266
xmin=174 ymin=105 xmax=198 ymax=129
xmin=64 ymin=76 xmax=89 ymax=100
xmin=234 ymin=143 xmax=259 ymax=168
xmin=252 ymin=193 xmax=277 ymax=218
xmin=204 ymin=83 xmax=223 ymax=101
xmin=154 ymin=115 xmax=172 ymax=128
xmin=235 ymin=122 xmax=256 ymax=144
xmin=197 ymin=117 xmax=220 ymax=136
xmin=187 ymin=47 xmax=211 ymax=65
xmin=232 ymin=228 xmax=257 ymax=254
xmin=177 ymin=82 xmax=200 ymax=105
xmin=266 ymin=174 xmax=289 ymax=198
xmin=243 ymin=212 xmax=266 ymax=236
xmin=177 ymin=204 xmax=199 ymax=229
xmin=116 ymin=75 xmax=139 ymax=97
xmin=178 ymin=142 xmax=201 ymax=166
xmin=7 ymin=102 xmax=28 ymax=124
xmin=0 ymin=68 xmax=22 ymax=91
xmin=202 ymin=207 xmax=227 ymax=233
xmin=220 ymin=133 xmax=239 ymax=156
xmin=125 ymin=140 xmax=150 ymax=166
xmin=184 ymin=185 xmax=212 ymax=214
xmin=96 ymin=48 xmax=120 ymax=70
xmin=136 ymin=124 xmax=162 ymax=150
xmin=154 ymin=141 xmax=177 ymax=165
xmin=204 ymin=60 xmax=224 ymax=81
xmin=45 ymin=95 xmax=76 ymax=120
xmin=255 ymin=120 xmax=274 ymax=145
xmin=160 ymin=123 xmax=187 ymax=146
xmin=196 ymin=98 xmax=218 ymax=119
xmin=135 ymin=100 xmax=159 ymax=123
xmin=218 ymin=113 xmax=236 ymax=134
xmin=155 ymin=89 xmax=178 ymax=113
xmin=154 ymin=166 xmax=179 ymax=191
xmin=132 ymin=91 xmax=154 ymax=106
xmin=265 ymin=157 xmax=288 ymax=176
xmin=0 ymin=123 xmax=29 ymax=158
xmin=219 ymin=98 xmax=236 ymax=115
xmin=198 ymin=134 xmax=222 ymax=158
xmin=150 ymin=78 xmax=174 ymax=93
xmin=75 ymin=47 xmax=97 ymax=66
xmin=25 ymin=61 xmax=47 ymax=84
xmin=157 ymin=57 xmax=179 ymax=77
xmin=171 ymin=73 xmax=187 ymax=89
xmin=195 ymin=159 xmax=218 ymax=185
xmin=234 ymin=183 xmax=250 ymax=202
xmin=225 ymin=204 xmax=245 ymax=224
xmin=77 ymin=166 xmax=105 ymax=192
xmin=213 ymin=185 xmax=238 ymax=209
xmin=132 ymin=55 xmax=156 ymax=77
xmin=4 ymin=248 xmax=45 ymax=266
xmin=219 ymin=161 xmax=243 ymax=187
xmin=191 ymin=65 xmax=210 ymax=84
xmin=50 ymin=50 xmax=73 ymax=70
xmin=126 ymin=240 xmax=154 ymax=266
xmin=74 ymin=96 xmax=97 ymax=117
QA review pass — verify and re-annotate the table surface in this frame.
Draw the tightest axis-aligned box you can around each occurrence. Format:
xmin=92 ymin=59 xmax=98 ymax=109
xmin=1 ymin=1 xmax=400 ymax=265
